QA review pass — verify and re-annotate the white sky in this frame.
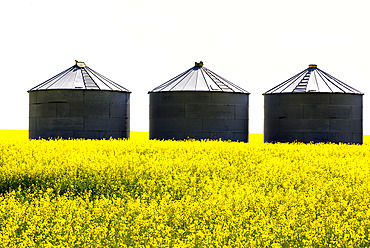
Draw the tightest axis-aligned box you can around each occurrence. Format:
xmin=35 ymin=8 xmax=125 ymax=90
xmin=1 ymin=0 xmax=369 ymax=134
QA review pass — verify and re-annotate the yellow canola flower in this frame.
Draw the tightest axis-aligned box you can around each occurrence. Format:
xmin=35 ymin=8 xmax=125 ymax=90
xmin=0 ymin=131 xmax=369 ymax=247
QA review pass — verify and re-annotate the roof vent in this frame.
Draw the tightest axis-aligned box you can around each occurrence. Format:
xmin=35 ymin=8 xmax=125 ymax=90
xmin=75 ymin=60 xmax=86 ymax=68
xmin=195 ymin=61 xmax=203 ymax=67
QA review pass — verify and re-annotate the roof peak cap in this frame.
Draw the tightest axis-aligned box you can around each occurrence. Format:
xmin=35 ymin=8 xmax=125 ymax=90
xmin=75 ymin=60 xmax=86 ymax=68
xmin=195 ymin=61 xmax=203 ymax=67
xmin=309 ymin=64 xmax=317 ymax=68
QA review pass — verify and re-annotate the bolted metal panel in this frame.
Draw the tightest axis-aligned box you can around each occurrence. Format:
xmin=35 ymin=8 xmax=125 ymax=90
xmin=37 ymin=117 xmax=84 ymax=131
xmin=34 ymin=130 xmax=75 ymax=140
xmin=36 ymin=90 xmax=84 ymax=104
xmin=352 ymin=106 xmax=363 ymax=119
xmin=84 ymin=117 xmax=128 ymax=132
xmin=352 ymin=133 xmax=363 ymax=144
xmin=303 ymin=105 xmax=352 ymax=119
xmin=56 ymin=103 xmax=70 ymax=118
xmin=84 ymin=90 xmax=130 ymax=103
xmin=265 ymin=105 xmax=304 ymax=119
xmin=330 ymin=119 xmax=362 ymax=133
xmin=279 ymin=118 xmax=330 ymax=132
xmin=234 ymin=132 xmax=248 ymax=142
xmin=160 ymin=92 xmax=213 ymax=104
xmin=329 ymin=132 xmax=354 ymax=144
xmin=303 ymin=132 xmax=329 ymax=143
xmin=74 ymin=131 xmax=129 ymax=140
xmin=264 ymin=93 xmax=363 ymax=144
xmin=149 ymin=91 xmax=249 ymax=142
xmin=152 ymin=104 xmax=185 ymax=119
xmin=330 ymin=94 xmax=362 ymax=105
xmin=29 ymin=90 xmax=130 ymax=139
xmin=29 ymin=93 xmax=37 ymax=104
xmin=30 ymin=103 xmax=57 ymax=118
xmin=202 ymin=119 xmax=245 ymax=132
xmin=82 ymin=103 xmax=110 ymax=117
xmin=279 ymin=93 xmax=330 ymax=105
xmin=110 ymin=103 xmax=128 ymax=118
xmin=279 ymin=132 xmax=305 ymax=143
xmin=29 ymin=117 xmax=38 ymax=139
xmin=153 ymin=117 xmax=203 ymax=133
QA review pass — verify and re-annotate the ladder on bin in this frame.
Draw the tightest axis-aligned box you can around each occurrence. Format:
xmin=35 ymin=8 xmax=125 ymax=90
xmin=293 ymin=71 xmax=311 ymax=92
xmin=81 ymin=68 xmax=99 ymax=89
xmin=204 ymin=67 xmax=232 ymax=91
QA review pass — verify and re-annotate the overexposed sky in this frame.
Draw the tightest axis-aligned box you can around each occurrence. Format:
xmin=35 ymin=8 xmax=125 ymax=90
xmin=1 ymin=0 xmax=369 ymax=133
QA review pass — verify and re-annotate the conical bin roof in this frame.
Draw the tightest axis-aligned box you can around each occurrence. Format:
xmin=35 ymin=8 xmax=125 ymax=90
xmin=263 ymin=64 xmax=363 ymax=95
xmin=28 ymin=61 xmax=131 ymax=92
xmin=149 ymin=61 xmax=249 ymax=94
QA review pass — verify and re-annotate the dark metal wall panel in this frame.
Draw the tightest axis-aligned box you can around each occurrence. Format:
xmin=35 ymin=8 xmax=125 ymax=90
xmin=303 ymin=105 xmax=352 ymax=119
xmin=149 ymin=131 xmax=184 ymax=140
xmin=56 ymin=103 xmax=69 ymax=118
xmin=84 ymin=117 xmax=128 ymax=131
xmin=330 ymin=119 xmax=362 ymax=133
xmin=69 ymin=104 xmax=85 ymax=117
xmin=264 ymin=94 xmax=279 ymax=107
xmin=352 ymin=133 xmax=363 ymax=144
xmin=279 ymin=132 xmax=304 ymax=143
xmin=28 ymin=117 xmax=38 ymax=139
xmin=37 ymin=117 xmax=84 ymax=131
xmin=279 ymin=119 xmax=330 ymax=132
xmin=264 ymin=93 xmax=363 ymax=144
xmin=151 ymin=118 xmax=203 ymax=133
xmin=30 ymin=104 xmax=57 ymax=117
xmin=159 ymin=92 xmax=213 ymax=104
xmin=211 ymin=93 xmax=247 ymax=105
xmin=279 ymin=93 xmax=330 ymax=105
xmin=151 ymin=104 xmax=185 ymax=118
xmin=210 ymin=105 xmax=235 ymax=119
xmin=303 ymin=132 xmax=329 ymax=143
xmin=150 ymin=131 xmax=247 ymax=142
xmin=37 ymin=90 xmax=83 ymax=103
xmin=110 ymin=103 xmax=129 ymax=118
xmin=29 ymin=104 xmax=39 ymax=118
xmin=35 ymin=131 xmax=75 ymax=140
xmin=149 ymin=92 xmax=249 ymax=142
xmin=74 ymin=131 xmax=128 ymax=140
xmin=330 ymin=94 xmax=362 ymax=105
xmin=83 ymin=103 xmax=110 ymax=117
xmin=29 ymin=93 xmax=37 ymax=104
xmin=84 ymin=91 xmax=129 ymax=103
xmin=352 ymin=106 xmax=363 ymax=119
xmin=202 ymin=119 xmax=244 ymax=132
xmin=29 ymin=90 xmax=130 ymax=139
xmin=234 ymin=132 xmax=248 ymax=142
xmin=265 ymin=105 xmax=304 ymax=119
xmin=329 ymin=132 xmax=353 ymax=144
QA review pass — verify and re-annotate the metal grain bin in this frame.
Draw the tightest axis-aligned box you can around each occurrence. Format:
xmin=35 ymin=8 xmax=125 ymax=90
xmin=263 ymin=64 xmax=363 ymax=144
xmin=149 ymin=62 xmax=250 ymax=142
xmin=28 ymin=61 xmax=131 ymax=139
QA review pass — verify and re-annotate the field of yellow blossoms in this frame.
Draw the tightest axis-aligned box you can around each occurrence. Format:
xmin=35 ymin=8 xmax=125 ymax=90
xmin=0 ymin=130 xmax=370 ymax=247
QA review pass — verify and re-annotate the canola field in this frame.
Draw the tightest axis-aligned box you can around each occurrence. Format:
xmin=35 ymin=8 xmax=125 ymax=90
xmin=0 ymin=130 xmax=370 ymax=247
